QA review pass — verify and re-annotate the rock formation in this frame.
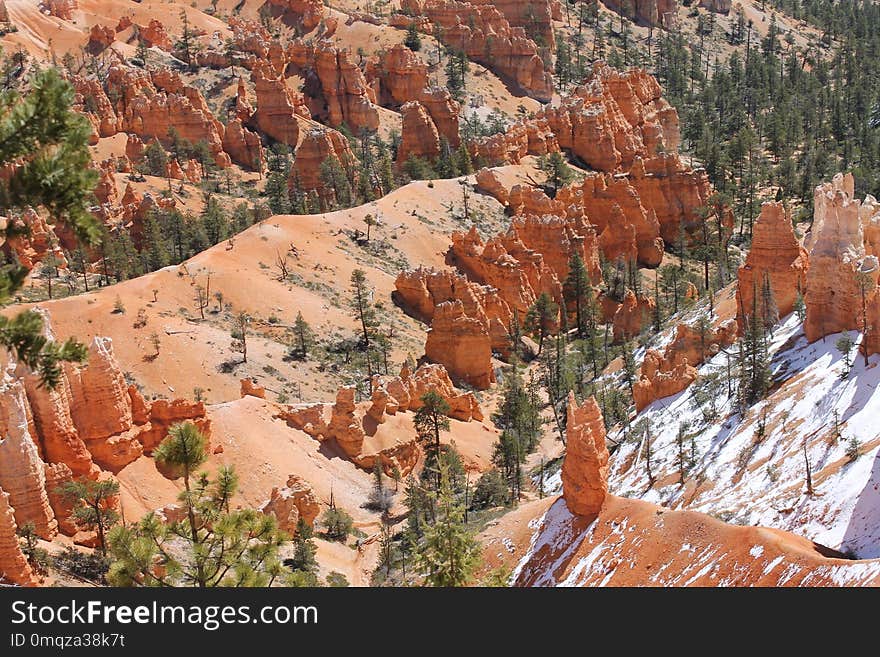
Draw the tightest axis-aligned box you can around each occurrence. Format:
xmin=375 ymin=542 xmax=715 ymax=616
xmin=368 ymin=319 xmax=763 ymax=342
xmin=0 ymin=378 xmax=58 ymax=538
xmin=633 ymin=351 xmax=698 ymax=411
xmin=419 ymin=89 xmax=461 ymax=147
xmin=251 ymin=62 xmax=304 ymax=146
xmin=260 ymin=474 xmax=320 ymax=535
xmin=425 ymin=300 xmax=496 ymax=389
xmin=804 ymin=173 xmax=880 ymax=349
xmin=700 ymin=0 xmax=731 ymax=13
xmin=279 ymin=363 xmax=479 ymax=474
xmin=106 ymin=66 xmax=230 ymax=167
xmin=612 ymin=289 xmax=656 ymax=342
xmin=307 ymin=43 xmax=380 ymax=132
xmin=368 ymin=44 xmax=428 ymax=107
xmin=397 ymin=101 xmax=441 ymax=164
xmin=87 ymin=24 xmax=115 ymax=53
xmin=632 ymin=319 xmax=737 ymax=410
xmin=471 ymin=117 xmax=558 ymax=165
xmin=736 ymin=201 xmax=809 ymax=332
xmin=561 ymin=393 xmax=609 ymax=516
xmin=603 ymin=0 xmax=678 ymax=26
xmin=42 ymin=0 xmax=77 ymax=20
xmin=470 ymin=0 xmax=558 ymax=52
xmin=139 ymin=19 xmax=172 ymax=50
xmin=0 ymin=488 xmax=37 ymax=586
xmin=398 ymin=0 xmax=554 ymax=101
xmin=289 ymin=126 xmax=357 ymax=208
xmin=264 ymin=0 xmax=325 ymax=31
xmin=539 ymin=63 xmax=680 ymax=171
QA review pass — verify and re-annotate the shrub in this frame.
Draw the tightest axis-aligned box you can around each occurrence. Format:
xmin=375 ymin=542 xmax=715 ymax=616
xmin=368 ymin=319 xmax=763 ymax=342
xmin=54 ymin=546 xmax=109 ymax=583
xmin=470 ymin=469 xmax=508 ymax=510
xmin=321 ymin=507 xmax=355 ymax=542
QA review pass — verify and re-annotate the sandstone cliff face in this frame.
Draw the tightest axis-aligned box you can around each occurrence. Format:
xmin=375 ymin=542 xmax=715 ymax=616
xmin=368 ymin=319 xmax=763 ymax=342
xmin=0 ymin=312 xmax=211 ymax=539
xmin=106 ymin=66 xmax=230 ymax=167
xmin=251 ymin=62 xmax=303 ymax=147
xmin=397 ymin=101 xmax=441 ymax=164
xmin=612 ymin=289 xmax=656 ymax=342
xmin=471 ymin=118 xmax=557 ymax=165
xmin=419 ymin=89 xmax=461 ymax=148
xmin=425 ymin=300 xmax=496 ymax=389
xmin=260 ymin=474 xmax=320 ymax=535
xmin=804 ymin=173 xmax=879 ymax=347
xmin=398 ymin=0 xmax=554 ymax=101
xmin=737 ymin=201 xmax=808 ymax=332
xmin=603 ymin=0 xmax=678 ymax=26
xmin=368 ymin=44 xmax=428 ymax=107
xmin=633 ymin=351 xmax=698 ymax=411
xmin=139 ymin=19 xmax=172 ymax=50
xmin=0 ymin=209 xmax=68 ymax=271
xmin=42 ymin=0 xmax=77 ymax=20
xmin=310 ymin=43 xmax=380 ymax=132
xmin=0 ymin=488 xmax=37 ymax=586
xmin=289 ymin=127 xmax=357 ymax=208
xmin=223 ymin=119 xmax=264 ymax=171
xmin=539 ymin=63 xmax=679 ymax=171
xmin=470 ymin=0 xmax=557 ymax=52
xmin=265 ymin=0 xmax=325 ymax=31
xmin=0 ymin=377 xmax=57 ymax=538
xmin=562 ymin=393 xmax=609 ymax=516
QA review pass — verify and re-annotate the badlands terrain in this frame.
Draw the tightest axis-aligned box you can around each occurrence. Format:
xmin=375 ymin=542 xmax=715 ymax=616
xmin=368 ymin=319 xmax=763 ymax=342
xmin=1 ymin=0 xmax=879 ymax=587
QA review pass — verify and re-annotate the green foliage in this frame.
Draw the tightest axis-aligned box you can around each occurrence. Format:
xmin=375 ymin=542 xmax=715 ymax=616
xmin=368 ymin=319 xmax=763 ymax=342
xmin=16 ymin=522 xmax=51 ymax=575
xmin=404 ymin=23 xmax=422 ymax=51
xmin=326 ymin=571 xmax=350 ymax=587
xmin=414 ymin=465 xmax=481 ymax=587
xmin=525 ymin=292 xmax=558 ymax=354
xmin=836 ymin=332 xmax=856 ymax=379
xmin=470 ymin=469 xmax=509 ymax=510
xmin=54 ymin=546 xmax=109 ymax=583
xmin=321 ymin=506 xmax=355 ymax=542
xmin=107 ymin=458 xmax=288 ymax=587
xmin=537 ymin=151 xmax=575 ymax=197
xmin=56 ymin=477 xmax=120 ymax=555
xmin=365 ymin=461 xmax=394 ymax=512
xmin=289 ymin=311 xmax=314 ymax=360
xmin=0 ymin=68 xmax=98 ymax=389
xmin=414 ymin=390 xmax=452 ymax=489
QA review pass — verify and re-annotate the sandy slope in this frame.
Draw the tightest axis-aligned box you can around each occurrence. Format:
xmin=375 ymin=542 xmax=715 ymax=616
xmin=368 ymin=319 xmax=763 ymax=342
xmin=9 ymin=173 xmax=512 ymax=403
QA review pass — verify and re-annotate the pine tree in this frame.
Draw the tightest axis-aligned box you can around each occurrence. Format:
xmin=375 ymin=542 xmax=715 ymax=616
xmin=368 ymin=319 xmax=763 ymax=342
xmin=349 ymin=269 xmax=377 ymax=368
xmin=413 ymin=391 xmax=451 ymax=489
xmin=538 ymin=151 xmax=575 ymax=197
xmin=525 ymin=292 xmax=558 ymax=354
xmin=404 ymin=23 xmax=422 ymax=52
xmin=414 ymin=464 xmax=481 ymax=587
xmin=291 ymin=311 xmax=314 ymax=360
xmin=563 ymin=252 xmax=593 ymax=337
xmin=108 ymin=423 xmax=289 ymax=587
xmin=0 ymin=68 xmax=99 ymax=389
xmin=56 ymin=477 xmax=120 ymax=555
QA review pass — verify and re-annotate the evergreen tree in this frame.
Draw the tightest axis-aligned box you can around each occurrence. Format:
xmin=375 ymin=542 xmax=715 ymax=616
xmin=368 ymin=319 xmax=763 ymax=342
xmin=291 ymin=311 xmax=314 ymax=360
xmin=538 ymin=151 xmax=575 ymax=197
xmin=404 ymin=23 xmax=422 ymax=51
xmin=525 ymin=292 xmax=558 ymax=354
xmin=414 ymin=464 xmax=481 ymax=587
xmin=56 ymin=477 xmax=120 ymax=556
xmin=108 ymin=423 xmax=288 ymax=587
xmin=413 ymin=391 xmax=451 ymax=489
xmin=0 ymin=68 xmax=99 ymax=389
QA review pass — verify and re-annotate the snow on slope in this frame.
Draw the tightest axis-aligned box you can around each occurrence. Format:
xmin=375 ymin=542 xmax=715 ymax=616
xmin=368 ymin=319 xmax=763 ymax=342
xmin=542 ymin=312 xmax=880 ymax=558
xmin=609 ymin=313 xmax=880 ymax=557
